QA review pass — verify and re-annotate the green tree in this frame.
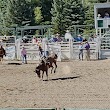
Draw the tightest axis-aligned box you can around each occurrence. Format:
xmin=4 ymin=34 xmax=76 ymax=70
xmin=0 ymin=0 xmax=10 ymax=34
xmin=51 ymin=0 xmax=84 ymax=35
xmin=37 ymin=0 xmax=53 ymax=25
xmin=63 ymin=0 xmax=84 ymax=30
xmin=7 ymin=0 xmax=34 ymax=27
xmin=34 ymin=7 xmax=43 ymax=24
xmin=51 ymin=0 xmax=65 ymax=34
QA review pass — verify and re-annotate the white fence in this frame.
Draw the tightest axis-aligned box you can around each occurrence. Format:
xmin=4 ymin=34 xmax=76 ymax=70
xmin=2 ymin=38 xmax=99 ymax=61
xmin=15 ymin=40 xmax=98 ymax=61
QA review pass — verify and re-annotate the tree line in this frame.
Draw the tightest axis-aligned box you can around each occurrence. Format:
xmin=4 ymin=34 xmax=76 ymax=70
xmin=0 ymin=0 xmax=107 ymax=35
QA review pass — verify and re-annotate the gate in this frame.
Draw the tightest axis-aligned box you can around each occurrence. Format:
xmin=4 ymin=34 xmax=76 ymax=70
xmin=100 ymin=30 xmax=110 ymax=59
xmin=0 ymin=36 xmax=16 ymax=60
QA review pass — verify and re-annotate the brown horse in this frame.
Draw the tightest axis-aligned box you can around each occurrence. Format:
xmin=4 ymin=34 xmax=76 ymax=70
xmin=35 ymin=54 xmax=58 ymax=80
xmin=0 ymin=45 xmax=6 ymax=64
xmin=46 ymin=54 xmax=58 ymax=73
xmin=35 ymin=60 xmax=49 ymax=80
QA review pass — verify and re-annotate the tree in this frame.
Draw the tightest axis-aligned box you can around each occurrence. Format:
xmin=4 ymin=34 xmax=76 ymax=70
xmin=51 ymin=0 xmax=85 ymax=35
xmin=0 ymin=0 xmax=10 ymax=35
xmin=37 ymin=0 xmax=53 ymax=25
xmin=34 ymin=7 xmax=43 ymax=24
xmin=7 ymin=0 xmax=35 ymax=27
xmin=63 ymin=0 xmax=84 ymax=30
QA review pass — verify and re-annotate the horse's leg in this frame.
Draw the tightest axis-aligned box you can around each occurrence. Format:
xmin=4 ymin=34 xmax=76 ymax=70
xmin=1 ymin=57 xmax=3 ymax=64
xmin=0 ymin=57 xmax=1 ymax=64
xmin=53 ymin=60 xmax=57 ymax=73
xmin=49 ymin=62 xmax=54 ymax=74
xmin=46 ymin=70 xmax=48 ymax=81
xmin=42 ymin=71 xmax=44 ymax=80
xmin=51 ymin=65 xmax=54 ymax=74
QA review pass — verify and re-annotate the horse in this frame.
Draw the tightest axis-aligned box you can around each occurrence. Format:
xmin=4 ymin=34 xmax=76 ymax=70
xmin=0 ymin=45 xmax=6 ymax=64
xmin=35 ymin=60 xmax=49 ymax=80
xmin=46 ymin=53 xmax=58 ymax=73
xmin=35 ymin=54 xmax=58 ymax=80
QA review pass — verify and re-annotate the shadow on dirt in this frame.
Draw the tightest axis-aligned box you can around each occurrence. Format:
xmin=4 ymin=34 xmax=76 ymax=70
xmin=7 ymin=63 xmax=22 ymax=65
xmin=43 ymin=76 xmax=81 ymax=81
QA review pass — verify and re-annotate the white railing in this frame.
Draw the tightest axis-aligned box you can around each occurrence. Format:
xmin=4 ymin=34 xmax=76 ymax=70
xmin=2 ymin=40 xmax=99 ymax=61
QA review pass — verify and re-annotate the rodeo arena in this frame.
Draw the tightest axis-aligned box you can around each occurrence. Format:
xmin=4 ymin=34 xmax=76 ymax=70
xmin=1 ymin=3 xmax=110 ymax=110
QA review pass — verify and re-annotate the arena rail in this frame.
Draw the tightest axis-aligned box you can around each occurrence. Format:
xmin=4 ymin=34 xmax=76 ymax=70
xmin=2 ymin=38 xmax=99 ymax=61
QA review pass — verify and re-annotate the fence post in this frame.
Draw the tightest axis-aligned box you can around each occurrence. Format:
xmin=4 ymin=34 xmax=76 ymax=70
xmin=16 ymin=39 xmax=21 ymax=60
xmin=69 ymin=39 xmax=73 ymax=60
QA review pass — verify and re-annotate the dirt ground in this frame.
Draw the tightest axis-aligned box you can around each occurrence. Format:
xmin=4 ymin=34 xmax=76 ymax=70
xmin=1 ymin=59 xmax=110 ymax=109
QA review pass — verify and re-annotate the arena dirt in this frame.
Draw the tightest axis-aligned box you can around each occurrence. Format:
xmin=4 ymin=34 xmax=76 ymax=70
xmin=0 ymin=60 xmax=110 ymax=109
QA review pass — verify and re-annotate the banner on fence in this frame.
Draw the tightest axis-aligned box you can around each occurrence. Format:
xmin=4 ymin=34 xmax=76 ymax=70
xmin=4 ymin=46 xmax=15 ymax=60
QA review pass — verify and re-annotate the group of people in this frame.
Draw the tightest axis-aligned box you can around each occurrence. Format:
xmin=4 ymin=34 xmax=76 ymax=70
xmin=78 ymin=41 xmax=90 ymax=61
xmin=0 ymin=32 xmax=96 ymax=64
xmin=21 ymin=37 xmax=50 ymax=64
xmin=97 ymin=12 xmax=110 ymax=19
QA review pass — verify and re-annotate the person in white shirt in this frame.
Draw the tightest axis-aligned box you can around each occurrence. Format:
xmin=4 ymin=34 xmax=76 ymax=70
xmin=78 ymin=42 xmax=84 ymax=60
xmin=0 ymin=39 xmax=3 ymax=46
xmin=64 ymin=30 xmax=73 ymax=41
xmin=32 ymin=36 xmax=37 ymax=44
xmin=42 ymin=38 xmax=49 ymax=57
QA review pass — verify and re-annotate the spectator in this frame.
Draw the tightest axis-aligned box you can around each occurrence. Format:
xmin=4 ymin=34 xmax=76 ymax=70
xmin=42 ymin=38 xmax=49 ymax=57
xmin=22 ymin=36 xmax=29 ymax=43
xmin=56 ymin=33 xmax=62 ymax=42
xmin=64 ymin=30 xmax=73 ymax=41
xmin=32 ymin=36 xmax=37 ymax=44
xmin=83 ymin=37 xmax=87 ymax=42
xmin=85 ymin=41 xmax=90 ymax=61
xmin=75 ymin=34 xmax=83 ymax=42
xmin=49 ymin=35 xmax=57 ymax=42
xmin=88 ymin=35 xmax=94 ymax=42
xmin=0 ymin=39 xmax=3 ymax=46
xmin=97 ymin=14 xmax=102 ymax=19
xmin=104 ymin=12 xmax=110 ymax=18
xmin=78 ymin=42 xmax=84 ymax=60
xmin=21 ymin=46 xmax=27 ymax=64
xmin=93 ymin=34 xmax=99 ymax=43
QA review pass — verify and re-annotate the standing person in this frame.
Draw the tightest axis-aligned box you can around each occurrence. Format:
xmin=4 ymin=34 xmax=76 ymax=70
xmin=78 ymin=42 xmax=83 ymax=60
xmin=0 ymin=39 xmax=3 ymax=46
xmin=75 ymin=34 xmax=83 ymax=42
xmin=104 ymin=12 xmax=110 ymax=18
xmin=32 ymin=36 xmax=37 ymax=44
xmin=37 ymin=43 xmax=43 ymax=58
xmin=42 ymin=38 xmax=49 ymax=58
xmin=21 ymin=46 xmax=27 ymax=64
xmin=85 ymin=41 xmax=90 ymax=61
xmin=64 ymin=30 xmax=73 ymax=41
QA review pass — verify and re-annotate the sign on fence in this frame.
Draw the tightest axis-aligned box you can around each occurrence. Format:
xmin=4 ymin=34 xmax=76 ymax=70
xmin=4 ymin=46 xmax=15 ymax=60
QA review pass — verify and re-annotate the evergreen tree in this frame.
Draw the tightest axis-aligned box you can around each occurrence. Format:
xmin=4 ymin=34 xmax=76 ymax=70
xmin=0 ymin=0 xmax=7 ymax=26
xmin=34 ymin=7 xmax=43 ymax=24
xmin=51 ymin=0 xmax=65 ymax=34
xmin=51 ymin=0 xmax=85 ymax=35
xmin=7 ymin=0 xmax=34 ymax=27
xmin=63 ymin=0 xmax=84 ymax=30
xmin=39 ymin=0 xmax=53 ymax=25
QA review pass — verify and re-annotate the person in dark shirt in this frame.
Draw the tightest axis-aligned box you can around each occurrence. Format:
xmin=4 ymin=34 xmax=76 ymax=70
xmin=85 ymin=41 xmax=90 ymax=61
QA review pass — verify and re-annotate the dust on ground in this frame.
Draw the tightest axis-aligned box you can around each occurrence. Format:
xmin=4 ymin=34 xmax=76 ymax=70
xmin=0 ymin=59 xmax=110 ymax=108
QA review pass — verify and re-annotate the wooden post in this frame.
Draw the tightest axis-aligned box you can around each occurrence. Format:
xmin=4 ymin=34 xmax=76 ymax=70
xmin=69 ymin=39 xmax=73 ymax=60
xmin=98 ymin=28 xmax=101 ymax=59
